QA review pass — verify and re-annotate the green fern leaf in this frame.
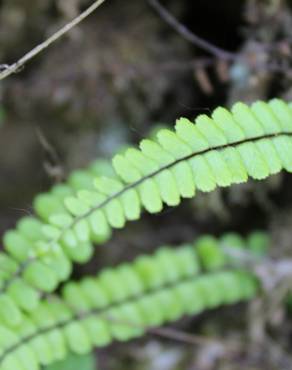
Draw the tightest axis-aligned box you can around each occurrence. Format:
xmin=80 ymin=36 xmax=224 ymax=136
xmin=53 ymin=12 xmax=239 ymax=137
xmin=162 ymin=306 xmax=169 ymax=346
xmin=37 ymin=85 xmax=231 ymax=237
xmin=0 ymin=233 xmax=267 ymax=370
xmin=0 ymin=99 xmax=290 ymax=326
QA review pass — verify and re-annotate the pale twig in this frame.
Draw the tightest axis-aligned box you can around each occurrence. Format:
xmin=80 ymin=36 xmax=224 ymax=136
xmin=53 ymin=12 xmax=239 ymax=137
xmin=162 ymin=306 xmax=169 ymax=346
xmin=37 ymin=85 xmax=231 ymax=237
xmin=0 ymin=0 xmax=107 ymax=81
xmin=100 ymin=315 xmax=240 ymax=351
xmin=147 ymin=0 xmax=236 ymax=61
xmin=145 ymin=326 xmax=225 ymax=347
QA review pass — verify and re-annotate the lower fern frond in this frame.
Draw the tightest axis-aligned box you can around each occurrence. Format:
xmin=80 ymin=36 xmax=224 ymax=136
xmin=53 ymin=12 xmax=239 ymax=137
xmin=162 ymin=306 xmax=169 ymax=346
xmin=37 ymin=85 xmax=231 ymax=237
xmin=0 ymin=232 xmax=267 ymax=370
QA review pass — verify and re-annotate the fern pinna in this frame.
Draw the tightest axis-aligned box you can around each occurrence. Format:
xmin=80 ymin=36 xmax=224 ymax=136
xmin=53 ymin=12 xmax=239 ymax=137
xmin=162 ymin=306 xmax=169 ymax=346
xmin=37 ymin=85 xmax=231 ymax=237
xmin=0 ymin=233 xmax=267 ymax=370
xmin=0 ymin=98 xmax=290 ymax=368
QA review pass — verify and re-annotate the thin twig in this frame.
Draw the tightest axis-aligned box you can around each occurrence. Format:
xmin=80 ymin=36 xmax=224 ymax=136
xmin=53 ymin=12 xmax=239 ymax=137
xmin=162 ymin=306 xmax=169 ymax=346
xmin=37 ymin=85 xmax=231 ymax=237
xmin=0 ymin=0 xmax=107 ymax=81
xmin=147 ymin=0 xmax=236 ymax=61
xmin=146 ymin=326 xmax=221 ymax=347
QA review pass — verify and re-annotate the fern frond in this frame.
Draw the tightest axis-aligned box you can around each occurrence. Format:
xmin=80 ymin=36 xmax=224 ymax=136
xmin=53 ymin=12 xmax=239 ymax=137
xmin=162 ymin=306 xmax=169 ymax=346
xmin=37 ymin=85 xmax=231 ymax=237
xmin=0 ymin=99 xmax=289 ymax=321
xmin=0 ymin=233 xmax=267 ymax=370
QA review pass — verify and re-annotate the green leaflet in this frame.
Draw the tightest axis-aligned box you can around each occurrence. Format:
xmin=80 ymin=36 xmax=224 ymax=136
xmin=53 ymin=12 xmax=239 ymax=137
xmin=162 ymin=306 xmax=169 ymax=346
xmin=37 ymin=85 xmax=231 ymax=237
xmin=45 ymin=353 xmax=96 ymax=370
xmin=0 ymin=99 xmax=291 ymax=329
xmin=0 ymin=233 xmax=266 ymax=370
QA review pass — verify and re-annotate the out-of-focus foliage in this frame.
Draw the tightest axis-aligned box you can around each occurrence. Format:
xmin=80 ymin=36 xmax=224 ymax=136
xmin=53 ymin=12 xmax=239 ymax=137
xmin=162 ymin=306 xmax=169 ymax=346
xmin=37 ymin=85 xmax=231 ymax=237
xmin=45 ymin=353 xmax=96 ymax=370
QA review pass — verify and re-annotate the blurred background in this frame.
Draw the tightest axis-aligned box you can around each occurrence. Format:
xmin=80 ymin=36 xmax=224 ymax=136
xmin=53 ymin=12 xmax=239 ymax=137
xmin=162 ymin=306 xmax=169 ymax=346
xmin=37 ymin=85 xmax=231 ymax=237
xmin=1 ymin=0 xmax=292 ymax=369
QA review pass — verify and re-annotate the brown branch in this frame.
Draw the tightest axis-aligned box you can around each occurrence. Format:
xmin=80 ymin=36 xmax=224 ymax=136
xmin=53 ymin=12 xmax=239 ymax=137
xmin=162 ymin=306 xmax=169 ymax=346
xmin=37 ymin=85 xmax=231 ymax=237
xmin=147 ymin=0 xmax=236 ymax=61
xmin=0 ymin=0 xmax=107 ymax=81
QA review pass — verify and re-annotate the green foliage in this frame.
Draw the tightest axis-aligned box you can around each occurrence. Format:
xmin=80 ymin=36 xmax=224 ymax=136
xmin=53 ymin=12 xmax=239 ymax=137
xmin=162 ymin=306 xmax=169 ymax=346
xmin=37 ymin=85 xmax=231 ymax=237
xmin=0 ymin=233 xmax=267 ymax=370
xmin=0 ymin=99 xmax=291 ymax=316
xmin=45 ymin=353 xmax=96 ymax=370
xmin=0 ymin=98 xmax=291 ymax=369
